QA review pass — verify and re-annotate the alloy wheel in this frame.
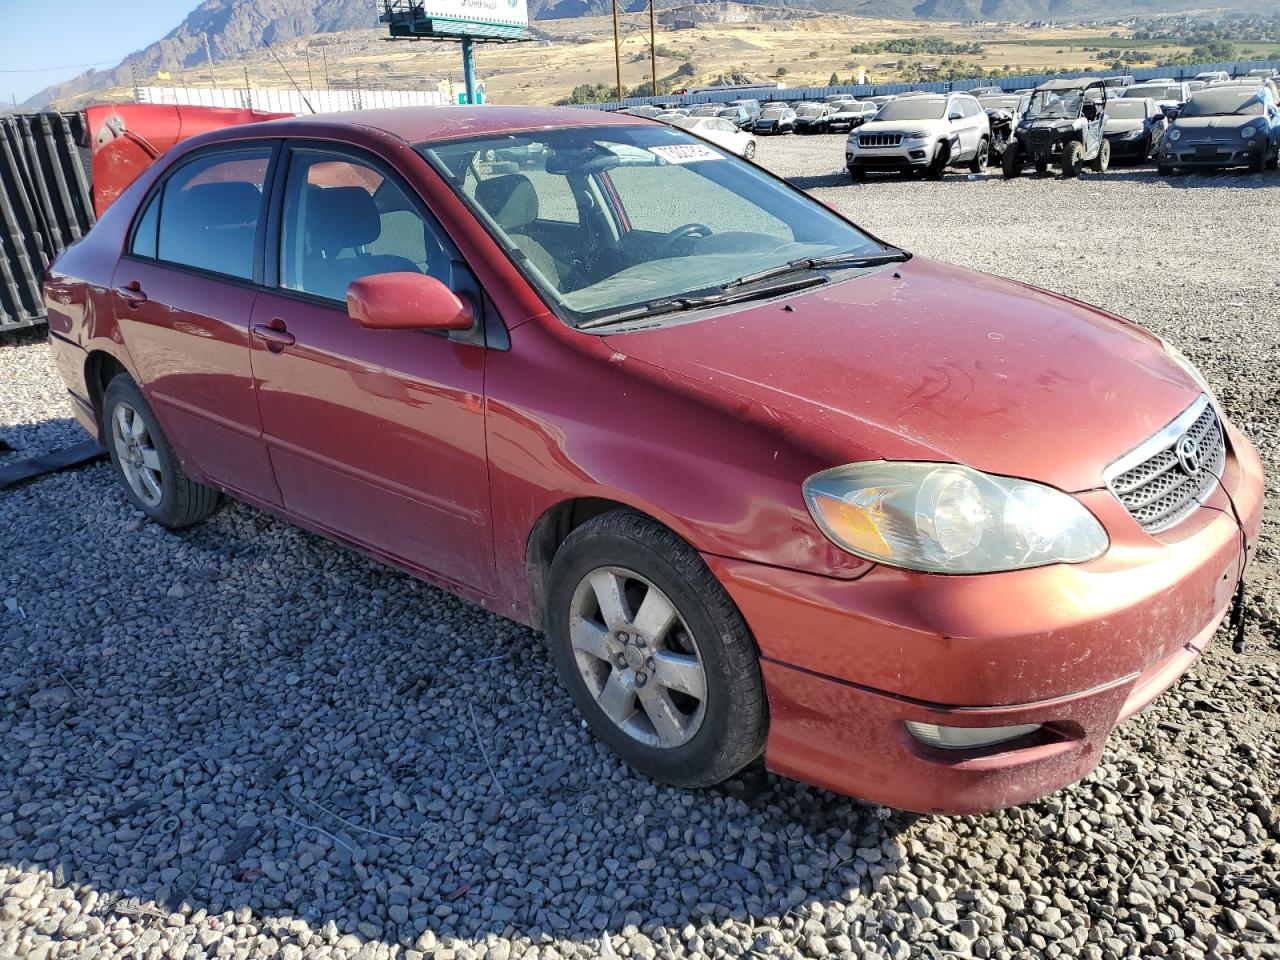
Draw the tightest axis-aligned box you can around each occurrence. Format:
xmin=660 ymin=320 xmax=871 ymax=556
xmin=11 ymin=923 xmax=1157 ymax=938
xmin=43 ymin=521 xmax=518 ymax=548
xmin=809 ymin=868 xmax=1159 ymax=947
xmin=568 ymin=566 xmax=707 ymax=748
xmin=111 ymin=401 xmax=163 ymax=507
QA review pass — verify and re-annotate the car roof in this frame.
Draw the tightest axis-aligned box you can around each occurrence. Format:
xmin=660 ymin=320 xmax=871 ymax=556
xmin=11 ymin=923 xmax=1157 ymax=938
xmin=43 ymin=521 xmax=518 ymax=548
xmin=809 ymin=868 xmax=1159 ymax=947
xmin=1035 ymin=78 xmax=1104 ymax=92
xmin=208 ymin=106 xmax=649 ymax=146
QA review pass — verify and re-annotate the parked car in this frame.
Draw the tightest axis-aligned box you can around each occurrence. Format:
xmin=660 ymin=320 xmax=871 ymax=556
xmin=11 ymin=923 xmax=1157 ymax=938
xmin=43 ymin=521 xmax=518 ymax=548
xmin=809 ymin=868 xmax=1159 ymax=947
xmin=620 ymin=105 xmax=664 ymax=118
xmin=1003 ymin=78 xmax=1110 ymax=178
xmin=43 ymin=105 xmax=1262 ymax=815
xmin=1246 ymin=68 xmax=1278 ymax=79
xmin=829 ymin=100 xmax=878 ymax=132
xmin=1102 ymin=97 xmax=1168 ymax=162
xmin=823 ymin=94 xmax=851 ymax=104
xmin=688 ymin=104 xmax=722 ymax=118
xmin=715 ymin=104 xmax=754 ymax=129
xmin=1216 ymin=77 xmax=1280 ymax=102
xmin=793 ymin=102 xmax=833 ymax=134
xmin=1122 ymin=81 xmax=1191 ymax=119
xmin=671 ymin=114 xmax=757 ymax=158
xmin=654 ymin=109 xmax=689 ymax=123
xmin=727 ymin=99 xmax=762 ymax=129
xmin=967 ymin=85 xmax=1005 ymax=97
xmin=1103 ymin=75 xmax=1136 ymax=96
xmin=753 ymin=104 xmax=797 ymax=135
xmin=846 ymin=92 xmax=990 ymax=179
xmin=864 ymin=94 xmax=898 ymax=107
xmin=977 ymin=93 xmax=1031 ymax=159
xmin=1157 ymin=85 xmax=1280 ymax=174
xmin=1193 ymin=70 xmax=1230 ymax=86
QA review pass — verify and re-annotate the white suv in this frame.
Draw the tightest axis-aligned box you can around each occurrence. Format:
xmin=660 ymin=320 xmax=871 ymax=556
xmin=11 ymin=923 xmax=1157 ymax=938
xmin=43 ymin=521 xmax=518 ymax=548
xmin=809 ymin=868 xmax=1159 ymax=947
xmin=845 ymin=93 xmax=991 ymax=180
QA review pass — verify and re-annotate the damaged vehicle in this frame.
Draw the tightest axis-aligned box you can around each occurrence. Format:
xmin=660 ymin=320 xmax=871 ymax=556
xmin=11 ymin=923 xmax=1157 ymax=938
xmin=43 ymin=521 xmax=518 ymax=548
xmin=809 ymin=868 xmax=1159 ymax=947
xmin=1103 ymin=97 xmax=1168 ymax=163
xmin=44 ymin=105 xmax=1262 ymax=815
xmin=1002 ymin=78 xmax=1110 ymax=178
xmin=977 ymin=92 xmax=1031 ymax=159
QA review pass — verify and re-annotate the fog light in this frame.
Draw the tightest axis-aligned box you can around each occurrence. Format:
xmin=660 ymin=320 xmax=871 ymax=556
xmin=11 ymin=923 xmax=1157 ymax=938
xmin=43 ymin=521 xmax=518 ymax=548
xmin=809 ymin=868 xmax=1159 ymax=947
xmin=906 ymin=720 xmax=1042 ymax=750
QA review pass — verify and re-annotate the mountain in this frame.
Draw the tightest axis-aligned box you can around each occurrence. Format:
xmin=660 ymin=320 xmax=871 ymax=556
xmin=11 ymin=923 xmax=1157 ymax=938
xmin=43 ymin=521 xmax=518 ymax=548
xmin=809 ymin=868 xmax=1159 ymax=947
xmin=24 ymin=0 xmax=1272 ymax=107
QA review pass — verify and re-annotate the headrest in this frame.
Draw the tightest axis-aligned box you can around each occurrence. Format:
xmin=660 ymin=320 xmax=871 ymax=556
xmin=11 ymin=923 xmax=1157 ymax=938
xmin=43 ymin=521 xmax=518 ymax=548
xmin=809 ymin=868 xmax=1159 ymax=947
xmin=305 ymin=186 xmax=380 ymax=255
xmin=474 ymin=174 xmax=539 ymax=231
xmin=182 ymin=182 xmax=261 ymax=227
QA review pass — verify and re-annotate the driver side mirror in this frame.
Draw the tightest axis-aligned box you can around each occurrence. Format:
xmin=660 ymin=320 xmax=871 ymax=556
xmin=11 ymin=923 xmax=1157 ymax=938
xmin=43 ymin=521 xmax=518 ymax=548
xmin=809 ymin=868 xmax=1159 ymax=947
xmin=948 ymin=110 xmax=964 ymax=122
xmin=347 ymin=272 xmax=474 ymax=332
xmin=1082 ymin=103 xmax=1099 ymax=121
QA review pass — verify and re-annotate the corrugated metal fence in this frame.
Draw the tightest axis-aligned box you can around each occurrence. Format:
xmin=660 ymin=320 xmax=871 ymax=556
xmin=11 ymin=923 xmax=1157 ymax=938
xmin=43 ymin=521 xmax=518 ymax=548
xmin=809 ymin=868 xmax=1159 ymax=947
xmin=576 ymin=58 xmax=1280 ymax=109
xmin=1 ymin=112 xmax=94 ymax=334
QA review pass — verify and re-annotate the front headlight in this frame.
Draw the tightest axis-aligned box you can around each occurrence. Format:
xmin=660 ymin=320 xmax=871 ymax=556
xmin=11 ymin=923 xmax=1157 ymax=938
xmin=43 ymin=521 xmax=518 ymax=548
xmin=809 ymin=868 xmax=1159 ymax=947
xmin=1161 ymin=338 xmax=1221 ymax=414
xmin=847 ymin=135 xmax=859 ymax=146
xmin=1168 ymin=128 xmax=1181 ymax=141
xmin=902 ymin=130 xmax=930 ymax=140
xmin=803 ymin=462 xmax=1108 ymax=574
xmin=1240 ymin=125 xmax=1257 ymax=139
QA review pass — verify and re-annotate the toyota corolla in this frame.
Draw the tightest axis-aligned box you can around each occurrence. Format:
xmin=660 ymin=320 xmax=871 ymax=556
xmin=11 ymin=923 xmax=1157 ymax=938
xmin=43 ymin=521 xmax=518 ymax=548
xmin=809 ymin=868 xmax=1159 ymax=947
xmin=44 ymin=106 xmax=1261 ymax=814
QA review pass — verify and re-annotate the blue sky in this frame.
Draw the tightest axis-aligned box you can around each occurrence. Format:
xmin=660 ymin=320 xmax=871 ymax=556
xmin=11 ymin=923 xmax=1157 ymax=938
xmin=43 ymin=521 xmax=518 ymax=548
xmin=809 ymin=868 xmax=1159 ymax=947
xmin=0 ymin=0 xmax=192 ymax=103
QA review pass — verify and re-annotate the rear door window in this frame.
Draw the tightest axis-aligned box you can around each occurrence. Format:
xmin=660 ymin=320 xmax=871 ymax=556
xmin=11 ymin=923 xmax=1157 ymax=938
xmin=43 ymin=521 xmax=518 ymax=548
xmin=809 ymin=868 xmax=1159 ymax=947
xmin=155 ymin=148 xmax=271 ymax=280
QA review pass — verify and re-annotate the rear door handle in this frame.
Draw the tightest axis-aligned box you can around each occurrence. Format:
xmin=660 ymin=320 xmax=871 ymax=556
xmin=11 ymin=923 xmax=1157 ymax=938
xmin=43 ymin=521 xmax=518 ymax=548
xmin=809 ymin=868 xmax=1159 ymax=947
xmin=251 ymin=320 xmax=296 ymax=351
xmin=115 ymin=282 xmax=148 ymax=306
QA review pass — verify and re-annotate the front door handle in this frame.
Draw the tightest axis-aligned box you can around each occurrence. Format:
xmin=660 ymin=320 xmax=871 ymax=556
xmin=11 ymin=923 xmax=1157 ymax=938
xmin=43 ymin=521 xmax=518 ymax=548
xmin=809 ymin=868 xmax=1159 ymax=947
xmin=251 ymin=319 xmax=296 ymax=352
xmin=115 ymin=281 xmax=148 ymax=306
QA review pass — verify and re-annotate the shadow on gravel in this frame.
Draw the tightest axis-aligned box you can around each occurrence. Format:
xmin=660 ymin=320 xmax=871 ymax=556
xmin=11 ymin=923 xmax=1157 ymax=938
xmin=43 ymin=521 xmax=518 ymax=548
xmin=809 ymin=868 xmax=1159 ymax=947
xmin=1 ymin=455 xmax=919 ymax=956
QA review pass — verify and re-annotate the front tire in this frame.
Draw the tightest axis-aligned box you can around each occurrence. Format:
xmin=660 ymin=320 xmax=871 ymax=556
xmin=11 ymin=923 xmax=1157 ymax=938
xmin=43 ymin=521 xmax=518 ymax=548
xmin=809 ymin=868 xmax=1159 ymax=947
xmin=1002 ymin=146 xmax=1022 ymax=179
xmin=1061 ymin=140 xmax=1083 ymax=178
xmin=545 ymin=511 xmax=767 ymax=789
xmin=102 ymin=374 xmax=219 ymax=529
xmin=925 ymin=141 xmax=951 ymax=180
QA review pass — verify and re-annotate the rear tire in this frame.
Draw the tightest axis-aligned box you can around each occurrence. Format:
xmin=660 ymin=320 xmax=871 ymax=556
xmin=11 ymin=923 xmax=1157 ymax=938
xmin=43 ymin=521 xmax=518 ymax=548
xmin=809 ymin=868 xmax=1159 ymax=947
xmin=969 ymin=137 xmax=990 ymax=173
xmin=1091 ymin=139 xmax=1110 ymax=173
xmin=1061 ymin=140 xmax=1083 ymax=178
xmin=102 ymin=374 xmax=219 ymax=529
xmin=743 ymin=140 xmax=756 ymax=160
xmin=545 ymin=510 xmax=767 ymax=789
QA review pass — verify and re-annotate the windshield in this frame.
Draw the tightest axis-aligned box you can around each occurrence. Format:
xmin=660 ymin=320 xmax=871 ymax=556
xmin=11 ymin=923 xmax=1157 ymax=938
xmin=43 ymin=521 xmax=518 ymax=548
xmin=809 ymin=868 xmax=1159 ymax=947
xmin=796 ymin=104 xmax=825 ymax=117
xmin=1025 ymin=90 xmax=1083 ymax=119
xmin=1181 ymin=89 xmax=1264 ymax=116
xmin=690 ymin=105 xmax=720 ymax=116
xmin=1106 ymin=101 xmax=1148 ymax=119
xmin=874 ymin=99 xmax=946 ymax=121
xmin=978 ymin=96 xmax=1021 ymax=112
xmin=419 ymin=126 xmax=888 ymax=327
xmin=1125 ymin=85 xmax=1182 ymax=101
xmin=760 ymin=107 xmax=790 ymax=118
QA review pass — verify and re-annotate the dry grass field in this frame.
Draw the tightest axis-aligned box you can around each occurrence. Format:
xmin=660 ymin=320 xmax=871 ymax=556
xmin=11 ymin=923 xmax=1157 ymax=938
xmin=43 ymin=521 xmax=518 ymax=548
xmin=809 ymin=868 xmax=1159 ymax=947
xmin=45 ymin=12 xmax=1248 ymax=110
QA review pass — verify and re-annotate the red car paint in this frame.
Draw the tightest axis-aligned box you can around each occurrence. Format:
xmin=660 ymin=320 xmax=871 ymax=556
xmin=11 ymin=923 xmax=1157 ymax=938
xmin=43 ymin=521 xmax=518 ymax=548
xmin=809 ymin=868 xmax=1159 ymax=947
xmin=44 ymin=107 xmax=1262 ymax=814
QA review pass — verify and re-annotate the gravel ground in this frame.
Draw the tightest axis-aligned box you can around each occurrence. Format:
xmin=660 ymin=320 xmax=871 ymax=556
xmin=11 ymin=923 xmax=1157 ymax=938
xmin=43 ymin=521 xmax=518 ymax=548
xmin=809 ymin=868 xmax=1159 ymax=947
xmin=2 ymin=135 xmax=1279 ymax=960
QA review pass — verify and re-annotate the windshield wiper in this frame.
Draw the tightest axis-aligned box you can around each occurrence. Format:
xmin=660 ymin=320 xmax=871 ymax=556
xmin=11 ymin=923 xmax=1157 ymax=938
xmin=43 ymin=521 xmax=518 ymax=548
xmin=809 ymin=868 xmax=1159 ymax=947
xmin=577 ymin=273 xmax=828 ymax=330
xmin=722 ymin=249 xmax=910 ymax=290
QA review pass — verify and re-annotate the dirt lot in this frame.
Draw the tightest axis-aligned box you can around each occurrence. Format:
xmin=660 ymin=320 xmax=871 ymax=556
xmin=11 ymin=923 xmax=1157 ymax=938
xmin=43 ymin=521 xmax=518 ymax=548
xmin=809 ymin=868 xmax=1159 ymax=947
xmin=2 ymin=135 xmax=1278 ymax=960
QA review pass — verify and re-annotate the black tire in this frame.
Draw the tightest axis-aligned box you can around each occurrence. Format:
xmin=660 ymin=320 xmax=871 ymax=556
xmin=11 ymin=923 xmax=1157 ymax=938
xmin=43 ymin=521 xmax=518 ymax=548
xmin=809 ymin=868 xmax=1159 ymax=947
xmin=1249 ymin=152 xmax=1266 ymax=174
xmin=1035 ymin=160 xmax=1050 ymax=175
xmin=925 ymin=141 xmax=950 ymax=180
xmin=1091 ymin=138 xmax=1110 ymax=173
xmin=545 ymin=510 xmax=767 ymax=789
xmin=1157 ymin=164 xmax=1173 ymax=176
xmin=1061 ymin=140 xmax=1083 ymax=178
xmin=1001 ymin=146 xmax=1022 ymax=179
xmin=1266 ymin=148 xmax=1278 ymax=170
xmin=102 ymin=374 xmax=219 ymax=529
xmin=969 ymin=137 xmax=990 ymax=173
xmin=849 ymin=166 xmax=865 ymax=181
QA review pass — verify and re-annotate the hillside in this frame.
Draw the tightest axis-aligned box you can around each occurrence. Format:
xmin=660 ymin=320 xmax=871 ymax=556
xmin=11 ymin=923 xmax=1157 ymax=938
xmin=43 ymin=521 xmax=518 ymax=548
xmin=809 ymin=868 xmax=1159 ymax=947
xmin=24 ymin=0 xmax=1277 ymax=107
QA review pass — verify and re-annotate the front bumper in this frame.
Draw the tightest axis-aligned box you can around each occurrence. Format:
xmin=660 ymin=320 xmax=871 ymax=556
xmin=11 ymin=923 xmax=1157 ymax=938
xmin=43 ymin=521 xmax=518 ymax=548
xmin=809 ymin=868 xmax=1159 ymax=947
xmin=1161 ymin=142 xmax=1264 ymax=168
xmin=846 ymin=144 xmax=933 ymax=170
xmin=1105 ymin=133 xmax=1150 ymax=158
xmin=706 ymin=423 xmax=1263 ymax=814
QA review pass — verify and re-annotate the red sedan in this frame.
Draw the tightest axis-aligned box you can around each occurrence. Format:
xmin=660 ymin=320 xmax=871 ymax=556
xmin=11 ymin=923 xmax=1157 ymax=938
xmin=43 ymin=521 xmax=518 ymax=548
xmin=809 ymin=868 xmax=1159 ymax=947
xmin=44 ymin=107 xmax=1262 ymax=814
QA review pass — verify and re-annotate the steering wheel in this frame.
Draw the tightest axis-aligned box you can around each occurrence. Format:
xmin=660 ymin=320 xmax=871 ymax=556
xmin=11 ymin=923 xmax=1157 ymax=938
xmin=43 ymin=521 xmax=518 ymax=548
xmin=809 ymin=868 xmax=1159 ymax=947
xmin=665 ymin=223 xmax=713 ymax=242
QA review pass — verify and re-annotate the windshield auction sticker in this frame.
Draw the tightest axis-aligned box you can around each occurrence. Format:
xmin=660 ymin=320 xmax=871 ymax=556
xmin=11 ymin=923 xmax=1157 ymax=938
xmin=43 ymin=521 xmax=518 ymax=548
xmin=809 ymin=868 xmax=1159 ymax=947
xmin=649 ymin=144 xmax=725 ymax=164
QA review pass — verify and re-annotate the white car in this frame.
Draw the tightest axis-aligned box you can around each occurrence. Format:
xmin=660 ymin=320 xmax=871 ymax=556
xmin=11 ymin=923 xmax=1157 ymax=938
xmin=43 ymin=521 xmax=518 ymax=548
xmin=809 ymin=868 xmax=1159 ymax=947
xmin=671 ymin=115 xmax=758 ymax=159
xmin=1193 ymin=70 xmax=1230 ymax=86
xmin=845 ymin=92 xmax=990 ymax=180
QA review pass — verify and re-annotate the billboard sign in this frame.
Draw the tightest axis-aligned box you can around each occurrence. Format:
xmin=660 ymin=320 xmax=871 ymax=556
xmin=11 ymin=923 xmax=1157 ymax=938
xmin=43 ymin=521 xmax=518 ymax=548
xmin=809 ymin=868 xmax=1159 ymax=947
xmin=424 ymin=0 xmax=528 ymax=30
xmin=382 ymin=0 xmax=528 ymax=40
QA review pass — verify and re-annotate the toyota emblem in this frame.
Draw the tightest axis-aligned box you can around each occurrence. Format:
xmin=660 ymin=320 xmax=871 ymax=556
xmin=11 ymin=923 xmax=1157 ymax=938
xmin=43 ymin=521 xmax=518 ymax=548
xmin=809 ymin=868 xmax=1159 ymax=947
xmin=1176 ymin=434 xmax=1203 ymax=476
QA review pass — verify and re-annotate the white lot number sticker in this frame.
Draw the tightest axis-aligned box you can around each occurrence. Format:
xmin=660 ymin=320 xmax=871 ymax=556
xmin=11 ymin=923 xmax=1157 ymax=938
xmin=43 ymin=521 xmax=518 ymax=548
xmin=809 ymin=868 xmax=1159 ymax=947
xmin=649 ymin=143 xmax=724 ymax=164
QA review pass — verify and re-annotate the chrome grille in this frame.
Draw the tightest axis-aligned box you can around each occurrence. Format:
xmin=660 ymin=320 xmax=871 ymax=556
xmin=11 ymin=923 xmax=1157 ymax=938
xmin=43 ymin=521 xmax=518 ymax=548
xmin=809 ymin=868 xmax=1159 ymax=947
xmin=858 ymin=133 xmax=902 ymax=147
xmin=1105 ymin=397 xmax=1225 ymax=533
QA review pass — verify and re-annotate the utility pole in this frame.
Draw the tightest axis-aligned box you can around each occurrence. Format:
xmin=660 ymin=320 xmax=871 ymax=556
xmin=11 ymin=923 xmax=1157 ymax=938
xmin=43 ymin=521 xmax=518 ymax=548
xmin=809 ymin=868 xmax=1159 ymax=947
xmin=611 ymin=0 xmax=622 ymax=102
xmin=323 ymin=50 xmax=331 ymax=89
xmin=305 ymin=50 xmax=314 ymax=90
xmin=203 ymin=32 xmax=217 ymax=87
xmin=649 ymin=0 xmax=657 ymax=97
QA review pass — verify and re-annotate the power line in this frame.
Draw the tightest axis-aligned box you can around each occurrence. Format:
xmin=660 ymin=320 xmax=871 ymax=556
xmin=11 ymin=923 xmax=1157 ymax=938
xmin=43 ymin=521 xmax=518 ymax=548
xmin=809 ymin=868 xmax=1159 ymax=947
xmin=0 ymin=58 xmax=127 ymax=74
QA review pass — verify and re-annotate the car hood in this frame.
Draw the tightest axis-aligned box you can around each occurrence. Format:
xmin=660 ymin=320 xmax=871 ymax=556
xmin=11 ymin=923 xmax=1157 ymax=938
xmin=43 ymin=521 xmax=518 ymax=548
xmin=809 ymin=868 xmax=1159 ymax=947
xmin=1174 ymin=115 xmax=1257 ymax=133
xmin=1104 ymin=117 xmax=1145 ymax=133
xmin=602 ymin=257 xmax=1200 ymax=492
